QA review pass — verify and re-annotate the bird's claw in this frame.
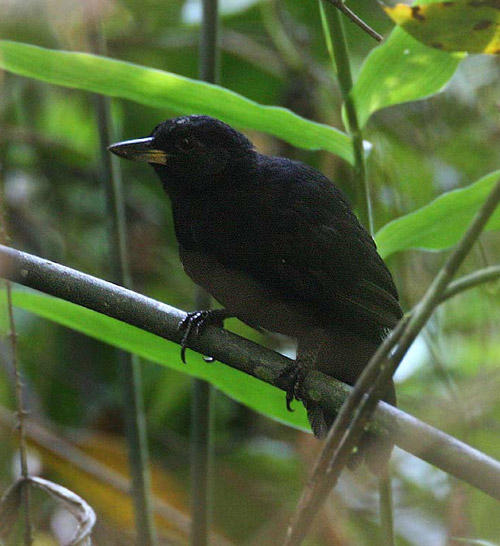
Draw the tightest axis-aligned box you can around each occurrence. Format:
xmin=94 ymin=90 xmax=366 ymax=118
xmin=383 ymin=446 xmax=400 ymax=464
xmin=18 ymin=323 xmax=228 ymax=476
xmin=284 ymin=366 xmax=306 ymax=412
xmin=178 ymin=309 xmax=227 ymax=364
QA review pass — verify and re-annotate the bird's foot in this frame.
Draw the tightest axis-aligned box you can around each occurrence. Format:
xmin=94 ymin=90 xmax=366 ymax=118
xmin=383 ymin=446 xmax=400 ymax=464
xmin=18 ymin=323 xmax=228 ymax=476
xmin=283 ymin=365 xmax=306 ymax=412
xmin=178 ymin=309 xmax=230 ymax=364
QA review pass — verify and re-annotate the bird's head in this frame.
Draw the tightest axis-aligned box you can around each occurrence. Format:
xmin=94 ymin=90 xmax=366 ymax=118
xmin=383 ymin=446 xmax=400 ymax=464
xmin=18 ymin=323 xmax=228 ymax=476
xmin=108 ymin=115 xmax=255 ymax=194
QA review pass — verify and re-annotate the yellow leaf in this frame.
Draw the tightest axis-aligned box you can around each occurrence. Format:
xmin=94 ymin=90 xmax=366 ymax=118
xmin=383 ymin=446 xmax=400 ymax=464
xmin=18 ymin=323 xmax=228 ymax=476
xmin=384 ymin=1 xmax=500 ymax=54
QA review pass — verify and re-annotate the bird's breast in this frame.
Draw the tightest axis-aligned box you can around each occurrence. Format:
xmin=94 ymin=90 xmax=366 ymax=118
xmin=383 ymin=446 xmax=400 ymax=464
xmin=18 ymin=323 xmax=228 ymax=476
xmin=179 ymin=246 xmax=318 ymax=339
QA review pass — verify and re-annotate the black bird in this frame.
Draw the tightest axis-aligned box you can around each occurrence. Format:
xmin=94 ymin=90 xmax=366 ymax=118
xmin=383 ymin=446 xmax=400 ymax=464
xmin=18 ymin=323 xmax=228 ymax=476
xmin=109 ymin=115 xmax=402 ymax=473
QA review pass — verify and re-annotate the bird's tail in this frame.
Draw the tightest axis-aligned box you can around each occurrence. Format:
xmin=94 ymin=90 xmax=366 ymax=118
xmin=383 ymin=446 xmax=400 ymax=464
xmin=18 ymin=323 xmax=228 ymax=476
xmin=300 ymin=327 xmax=396 ymax=475
xmin=305 ymin=380 xmax=395 ymax=475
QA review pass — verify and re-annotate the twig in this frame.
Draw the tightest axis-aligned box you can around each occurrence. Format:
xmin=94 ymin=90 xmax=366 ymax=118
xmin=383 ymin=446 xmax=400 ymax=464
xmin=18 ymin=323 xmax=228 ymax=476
xmin=190 ymin=353 xmax=213 ymax=546
xmin=440 ymin=265 xmax=500 ymax=302
xmin=5 ymin=283 xmax=33 ymax=545
xmin=1 ymin=244 xmax=500 ymax=501
xmin=0 ymin=406 xmax=235 ymax=546
xmin=1 ymin=157 xmax=33 ymax=543
xmin=89 ymin=18 xmax=157 ymax=546
xmin=284 ymin=178 xmax=500 ymax=546
xmin=324 ymin=0 xmax=383 ymax=42
xmin=283 ymin=318 xmax=408 ymax=546
xmin=199 ymin=0 xmax=220 ymax=83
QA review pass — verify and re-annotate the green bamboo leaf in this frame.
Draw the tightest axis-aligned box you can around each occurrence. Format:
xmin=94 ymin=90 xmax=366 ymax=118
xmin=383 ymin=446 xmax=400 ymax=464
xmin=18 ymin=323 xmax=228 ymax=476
xmin=11 ymin=291 xmax=310 ymax=432
xmin=0 ymin=40 xmax=353 ymax=164
xmin=376 ymin=170 xmax=500 ymax=259
xmin=350 ymin=23 xmax=464 ymax=128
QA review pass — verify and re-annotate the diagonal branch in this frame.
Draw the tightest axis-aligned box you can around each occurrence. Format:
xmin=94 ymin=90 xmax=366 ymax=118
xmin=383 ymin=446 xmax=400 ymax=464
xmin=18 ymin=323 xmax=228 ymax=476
xmin=0 ymin=244 xmax=499 ymax=502
xmin=284 ymin=178 xmax=500 ymax=546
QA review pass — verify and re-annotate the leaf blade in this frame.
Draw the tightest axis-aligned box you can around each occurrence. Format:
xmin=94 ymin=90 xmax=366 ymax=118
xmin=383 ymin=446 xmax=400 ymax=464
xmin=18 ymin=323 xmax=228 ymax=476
xmin=350 ymin=26 xmax=463 ymax=128
xmin=376 ymin=170 xmax=500 ymax=258
xmin=11 ymin=291 xmax=310 ymax=432
xmin=0 ymin=40 xmax=354 ymax=164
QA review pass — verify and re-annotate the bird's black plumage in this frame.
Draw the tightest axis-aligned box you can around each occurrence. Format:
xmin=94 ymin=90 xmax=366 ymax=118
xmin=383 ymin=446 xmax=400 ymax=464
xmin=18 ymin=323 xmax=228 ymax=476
xmin=109 ymin=115 xmax=403 ymax=473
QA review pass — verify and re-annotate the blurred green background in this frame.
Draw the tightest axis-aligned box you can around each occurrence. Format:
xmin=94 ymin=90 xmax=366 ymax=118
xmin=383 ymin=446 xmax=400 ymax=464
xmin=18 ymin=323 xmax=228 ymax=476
xmin=0 ymin=0 xmax=499 ymax=544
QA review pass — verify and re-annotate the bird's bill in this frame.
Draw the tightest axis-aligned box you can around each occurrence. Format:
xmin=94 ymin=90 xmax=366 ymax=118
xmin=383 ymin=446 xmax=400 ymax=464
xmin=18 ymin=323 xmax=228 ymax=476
xmin=108 ymin=137 xmax=168 ymax=165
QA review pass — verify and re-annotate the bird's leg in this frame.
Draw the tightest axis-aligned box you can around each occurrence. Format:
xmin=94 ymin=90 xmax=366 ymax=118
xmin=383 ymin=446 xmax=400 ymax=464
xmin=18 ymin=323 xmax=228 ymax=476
xmin=284 ymin=331 xmax=324 ymax=411
xmin=178 ymin=308 xmax=233 ymax=364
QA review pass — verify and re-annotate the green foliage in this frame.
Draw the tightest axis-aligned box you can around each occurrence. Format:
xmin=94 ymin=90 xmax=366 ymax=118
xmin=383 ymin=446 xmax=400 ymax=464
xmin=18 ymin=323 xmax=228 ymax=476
xmin=0 ymin=40 xmax=354 ymax=164
xmin=376 ymin=170 xmax=500 ymax=258
xmin=11 ymin=290 xmax=310 ymax=431
xmin=1 ymin=0 xmax=500 ymax=543
xmin=350 ymin=27 xmax=463 ymax=128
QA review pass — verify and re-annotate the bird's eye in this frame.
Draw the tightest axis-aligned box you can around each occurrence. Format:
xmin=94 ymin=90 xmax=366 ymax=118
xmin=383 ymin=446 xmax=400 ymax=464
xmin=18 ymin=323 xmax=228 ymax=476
xmin=176 ymin=137 xmax=195 ymax=153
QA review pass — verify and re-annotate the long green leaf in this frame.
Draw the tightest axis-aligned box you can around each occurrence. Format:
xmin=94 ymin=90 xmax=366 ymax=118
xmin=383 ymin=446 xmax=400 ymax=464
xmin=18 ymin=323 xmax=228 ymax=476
xmin=376 ymin=170 xmax=500 ymax=259
xmin=350 ymin=26 xmax=464 ymax=128
xmin=0 ymin=40 xmax=354 ymax=164
xmin=11 ymin=291 xmax=310 ymax=432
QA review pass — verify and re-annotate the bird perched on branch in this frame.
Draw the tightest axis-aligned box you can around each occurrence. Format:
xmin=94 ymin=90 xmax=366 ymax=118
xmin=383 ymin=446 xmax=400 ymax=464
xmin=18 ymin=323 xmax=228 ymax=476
xmin=109 ymin=115 xmax=402 ymax=473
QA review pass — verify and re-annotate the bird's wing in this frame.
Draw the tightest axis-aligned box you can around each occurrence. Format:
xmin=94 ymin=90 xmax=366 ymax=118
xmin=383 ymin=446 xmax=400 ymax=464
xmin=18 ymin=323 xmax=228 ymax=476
xmin=302 ymin=223 xmax=402 ymax=330
xmin=251 ymin=212 xmax=402 ymax=336
xmin=179 ymin=156 xmax=402 ymax=339
xmin=201 ymin=158 xmax=402 ymax=337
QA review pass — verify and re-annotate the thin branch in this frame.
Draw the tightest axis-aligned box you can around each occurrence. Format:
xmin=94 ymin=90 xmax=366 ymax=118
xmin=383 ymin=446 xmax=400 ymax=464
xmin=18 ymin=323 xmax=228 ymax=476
xmin=440 ymin=265 xmax=500 ymax=302
xmin=1 ymin=162 xmax=33 ymax=543
xmin=199 ymin=0 xmax=220 ymax=83
xmin=283 ymin=318 xmax=408 ymax=546
xmin=0 ymin=406 xmax=235 ymax=546
xmin=5 ymin=282 xmax=33 ymax=545
xmin=284 ymin=178 xmax=500 ymax=546
xmin=279 ymin=263 xmax=500 ymax=545
xmin=324 ymin=0 xmax=383 ymax=42
xmin=89 ymin=18 xmax=157 ymax=546
xmin=0 ymin=244 xmax=499 ymax=501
